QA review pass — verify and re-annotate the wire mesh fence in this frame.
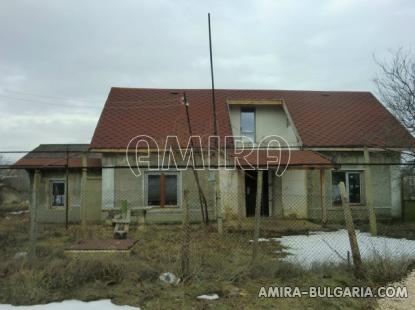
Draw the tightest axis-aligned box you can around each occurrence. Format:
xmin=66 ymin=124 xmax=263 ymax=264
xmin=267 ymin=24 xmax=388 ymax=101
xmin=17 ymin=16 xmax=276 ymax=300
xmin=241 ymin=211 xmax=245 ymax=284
xmin=1 ymin=158 xmax=415 ymax=282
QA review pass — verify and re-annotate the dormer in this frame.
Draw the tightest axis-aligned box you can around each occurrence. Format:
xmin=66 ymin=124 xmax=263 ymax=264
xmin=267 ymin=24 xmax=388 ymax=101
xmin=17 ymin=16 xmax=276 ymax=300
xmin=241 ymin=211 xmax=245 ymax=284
xmin=227 ymin=99 xmax=301 ymax=149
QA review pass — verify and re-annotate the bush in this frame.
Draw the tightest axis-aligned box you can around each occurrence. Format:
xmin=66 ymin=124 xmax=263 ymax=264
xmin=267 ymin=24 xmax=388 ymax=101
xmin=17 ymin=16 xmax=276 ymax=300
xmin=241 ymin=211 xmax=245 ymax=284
xmin=365 ymin=255 xmax=413 ymax=285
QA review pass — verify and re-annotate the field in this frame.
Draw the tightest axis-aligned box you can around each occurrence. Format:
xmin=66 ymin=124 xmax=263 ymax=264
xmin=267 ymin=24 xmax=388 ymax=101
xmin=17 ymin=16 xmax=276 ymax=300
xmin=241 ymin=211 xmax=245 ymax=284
xmin=0 ymin=212 xmax=413 ymax=309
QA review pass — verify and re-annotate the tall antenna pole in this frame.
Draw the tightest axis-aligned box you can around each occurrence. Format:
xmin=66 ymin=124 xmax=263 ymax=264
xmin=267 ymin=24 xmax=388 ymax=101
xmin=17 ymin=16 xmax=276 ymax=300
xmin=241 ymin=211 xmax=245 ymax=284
xmin=208 ymin=13 xmax=218 ymax=145
xmin=208 ymin=13 xmax=222 ymax=234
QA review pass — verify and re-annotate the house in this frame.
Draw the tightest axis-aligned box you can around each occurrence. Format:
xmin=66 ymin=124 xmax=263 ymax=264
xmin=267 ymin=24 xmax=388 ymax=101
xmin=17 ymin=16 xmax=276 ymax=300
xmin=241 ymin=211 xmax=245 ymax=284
xmin=15 ymin=88 xmax=415 ymax=224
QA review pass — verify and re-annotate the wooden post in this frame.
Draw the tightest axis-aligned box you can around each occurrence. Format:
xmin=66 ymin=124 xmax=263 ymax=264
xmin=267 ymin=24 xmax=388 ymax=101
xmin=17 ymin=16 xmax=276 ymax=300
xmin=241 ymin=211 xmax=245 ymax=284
xmin=339 ymin=181 xmax=365 ymax=278
xmin=65 ymin=147 xmax=69 ymax=230
xmin=320 ymin=169 xmax=327 ymax=225
xmin=29 ymin=169 xmax=40 ymax=257
xmin=252 ymin=170 xmax=263 ymax=261
xmin=180 ymin=190 xmax=191 ymax=280
xmin=160 ymin=173 xmax=165 ymax=208
xmin=215 ymin=170 xmax=223 ymax=234
xmin=182 ymin=93 xmax=209 ymax=224
xmin=364 ymin=147 xmax=377 ymax=236
xmin=80 ymin=153 xmax=87 ymax=238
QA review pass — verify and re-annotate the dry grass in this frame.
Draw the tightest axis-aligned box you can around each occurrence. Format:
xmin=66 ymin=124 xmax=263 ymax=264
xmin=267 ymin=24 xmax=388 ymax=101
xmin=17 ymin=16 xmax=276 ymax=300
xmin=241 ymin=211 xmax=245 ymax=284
xmin=225 ymin=216 xmax=323 ymax=236
xmin=0 ymin=213 xmax=411 ymax=309
xmin=358 ymin=221 xmax=415 ymax=240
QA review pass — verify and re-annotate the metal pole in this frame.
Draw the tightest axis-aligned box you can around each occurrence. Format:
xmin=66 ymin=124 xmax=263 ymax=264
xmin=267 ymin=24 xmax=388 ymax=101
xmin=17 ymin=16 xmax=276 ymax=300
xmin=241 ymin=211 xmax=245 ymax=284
xmin=208 ymin=13 xmax=218 ymax=140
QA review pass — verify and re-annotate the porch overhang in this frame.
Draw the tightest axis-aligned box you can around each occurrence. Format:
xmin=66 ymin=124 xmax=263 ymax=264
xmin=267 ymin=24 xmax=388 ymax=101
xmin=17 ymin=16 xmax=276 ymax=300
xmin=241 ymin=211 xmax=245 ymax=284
xmin=229 ymin=149 xmax=334 ymax=169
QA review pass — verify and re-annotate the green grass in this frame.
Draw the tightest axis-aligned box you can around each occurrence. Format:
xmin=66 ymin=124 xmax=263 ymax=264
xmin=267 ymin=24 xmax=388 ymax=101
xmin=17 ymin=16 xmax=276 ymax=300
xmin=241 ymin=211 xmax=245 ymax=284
xmin=0 ymin=214 xmax=412 ymax=309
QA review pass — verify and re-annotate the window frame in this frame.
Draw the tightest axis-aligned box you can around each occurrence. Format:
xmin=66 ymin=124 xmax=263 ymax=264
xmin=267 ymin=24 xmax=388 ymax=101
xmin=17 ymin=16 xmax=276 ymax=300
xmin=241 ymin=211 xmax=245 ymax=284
xmin=331 ymin=170 xmax=364 ymax=206
xmin=49 ymin=179 xmax=66 ymax=209
xmin=144 ymin=171 xmax=181 ymax=208
xmin=240 ymin=107 xmax=256 ymax=143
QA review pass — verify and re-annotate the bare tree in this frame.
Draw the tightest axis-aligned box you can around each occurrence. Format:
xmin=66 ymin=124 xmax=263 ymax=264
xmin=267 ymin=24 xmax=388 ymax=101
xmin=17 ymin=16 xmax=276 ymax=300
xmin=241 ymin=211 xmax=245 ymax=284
xmin=374 ymin=49 xmax=415 ymax=163
xmin=374 ymin=49 xmax=415 ymax=135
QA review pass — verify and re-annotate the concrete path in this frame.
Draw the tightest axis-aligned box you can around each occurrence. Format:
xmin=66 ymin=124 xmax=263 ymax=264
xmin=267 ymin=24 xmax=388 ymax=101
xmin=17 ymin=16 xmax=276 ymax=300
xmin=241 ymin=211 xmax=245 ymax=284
xmin=377 ymin=271 xmax=415 ymax=310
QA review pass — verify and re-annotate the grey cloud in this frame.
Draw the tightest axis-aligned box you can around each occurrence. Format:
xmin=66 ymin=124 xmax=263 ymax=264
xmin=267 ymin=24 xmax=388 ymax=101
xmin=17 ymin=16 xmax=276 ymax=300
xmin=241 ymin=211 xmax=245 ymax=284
xmin=0 ymin=0 xmax=414 ymax=150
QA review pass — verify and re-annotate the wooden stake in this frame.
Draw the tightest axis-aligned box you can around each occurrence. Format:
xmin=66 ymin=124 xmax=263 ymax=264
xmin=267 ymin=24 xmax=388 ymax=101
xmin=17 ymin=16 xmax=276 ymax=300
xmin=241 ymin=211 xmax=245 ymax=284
xmin=29 ymin=169 xmax=40 ymax=257
xmin=65 ymin=146 xmax=69 ymax=230
xmin=180 ymin=190 xmax=191 ymax=280
xmin=80 ymin=153 xmax=87 ymax=238
xmin=320 ymin=169 xmax=327 ymax=225
xmin=252 ymin=170 xmax=263 ymax=261
xmin=160 ymin=173 xmax=165 ymax=208
xmin=364 ymin=147 xmax=377 ymax=236
xmin=339 ymin=181 xmax=365 ymax=278
xmin=182 ymin=92 xmax=209 ymax=224
xmin=216 ymin=170 xmax=223 ymax=234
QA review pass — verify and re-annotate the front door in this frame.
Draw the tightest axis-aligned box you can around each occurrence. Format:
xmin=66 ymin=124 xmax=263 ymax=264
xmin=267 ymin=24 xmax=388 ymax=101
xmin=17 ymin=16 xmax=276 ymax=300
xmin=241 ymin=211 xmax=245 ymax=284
xmin=245 ymin=170 xmax=269 ymax=217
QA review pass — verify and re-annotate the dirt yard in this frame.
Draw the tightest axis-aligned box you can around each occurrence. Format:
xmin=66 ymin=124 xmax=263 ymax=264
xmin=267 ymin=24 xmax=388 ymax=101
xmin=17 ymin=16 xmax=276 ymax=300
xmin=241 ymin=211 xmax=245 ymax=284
xmin=378 ymin=271 xmax=415 ymax=309
xmin=0 ymin=212 xmax=411 ymax=309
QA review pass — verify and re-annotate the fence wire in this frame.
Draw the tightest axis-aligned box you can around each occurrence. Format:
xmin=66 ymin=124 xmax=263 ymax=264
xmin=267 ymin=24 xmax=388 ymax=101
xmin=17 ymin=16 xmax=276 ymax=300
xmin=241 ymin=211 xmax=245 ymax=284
xmin=1 ymin=161 xmax=415 ymax=283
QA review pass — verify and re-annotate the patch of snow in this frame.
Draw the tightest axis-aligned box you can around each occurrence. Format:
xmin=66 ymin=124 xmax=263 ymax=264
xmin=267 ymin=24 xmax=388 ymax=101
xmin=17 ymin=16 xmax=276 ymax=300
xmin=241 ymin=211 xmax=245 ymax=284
xmin=0 ymin=300 xmax=139 ymax=309
xmin=273 ymin=229 xmax=415 ymax=267
xmin=197 ymin=294 xmax=219 ymax=300
xmin=159 ymin=272 xmax=180 ymax=285
xmin=7 ymin=210 xmax=29 ymax=215
xmin=13 ymin=252 xmax=27 ymax=260
xmin=249 ymin=238 xmax=270 ymax=242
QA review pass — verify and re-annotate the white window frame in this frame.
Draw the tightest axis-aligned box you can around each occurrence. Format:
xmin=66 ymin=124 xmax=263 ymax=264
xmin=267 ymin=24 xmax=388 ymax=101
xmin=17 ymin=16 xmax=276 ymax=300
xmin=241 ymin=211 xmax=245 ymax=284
xmin=144 ymin=171 xmax=181 ymax=208
xmin=332 ymin=170 xmax=364 ymax=205
xmin=50 ymin=179 xmax=66 ymax=208
xmin=240 ymin=107 xmax=256 ymax=143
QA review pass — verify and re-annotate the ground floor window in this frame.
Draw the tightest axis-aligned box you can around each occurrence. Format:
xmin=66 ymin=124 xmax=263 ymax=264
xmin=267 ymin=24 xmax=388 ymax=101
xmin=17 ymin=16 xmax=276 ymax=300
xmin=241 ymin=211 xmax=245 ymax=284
xmin=50 ymin=180 xmax=65 ymax=207
xmin=147 ymin=173 xmax=178 ymax=207
xmin=332 ymin=171 xmax=363 ymax=204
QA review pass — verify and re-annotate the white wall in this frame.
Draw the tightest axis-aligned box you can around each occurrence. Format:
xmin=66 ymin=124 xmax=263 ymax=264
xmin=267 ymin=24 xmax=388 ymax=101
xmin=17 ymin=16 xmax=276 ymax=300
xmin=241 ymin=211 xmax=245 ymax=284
xmin=219 ymin=169 xmax=241 ymax=216
xmin=390 ymin=165 xmax=402 ymax=218
xmin=229 ymin=105 xmax=299 ymax=146
xmin=282 ymin=169 xmax=307 ymax=218
xmin=101 ymin=156 xmax=115 ymax=209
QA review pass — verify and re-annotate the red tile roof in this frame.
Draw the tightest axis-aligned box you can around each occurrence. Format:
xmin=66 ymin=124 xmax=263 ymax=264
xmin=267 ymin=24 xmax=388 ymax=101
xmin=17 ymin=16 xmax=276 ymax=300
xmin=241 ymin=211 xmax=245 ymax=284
xmin=14 ymin=144 xmax=101 ymax=169
xmin=90 ymin=88 xmax=415 ymax=149
xmin=15 ymin=158 xmax=101 ymax=169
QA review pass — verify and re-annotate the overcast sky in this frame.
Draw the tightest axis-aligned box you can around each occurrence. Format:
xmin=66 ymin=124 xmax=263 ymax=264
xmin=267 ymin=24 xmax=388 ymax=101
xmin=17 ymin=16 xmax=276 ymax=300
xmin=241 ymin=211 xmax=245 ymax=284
xmin=0 ymin=0 xmax=414 ymax=155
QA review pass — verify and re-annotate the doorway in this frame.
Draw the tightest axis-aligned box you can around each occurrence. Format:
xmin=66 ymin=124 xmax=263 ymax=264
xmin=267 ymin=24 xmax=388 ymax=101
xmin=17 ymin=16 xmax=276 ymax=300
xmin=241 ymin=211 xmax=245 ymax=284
xmin=245 ymin=170 xmax=269 ymax=217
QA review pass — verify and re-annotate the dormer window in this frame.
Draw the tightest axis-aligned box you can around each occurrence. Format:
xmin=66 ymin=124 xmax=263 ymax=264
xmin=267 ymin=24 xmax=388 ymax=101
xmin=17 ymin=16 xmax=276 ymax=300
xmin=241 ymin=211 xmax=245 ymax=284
xmin=241 ymin=108 xmax=255 ymax=142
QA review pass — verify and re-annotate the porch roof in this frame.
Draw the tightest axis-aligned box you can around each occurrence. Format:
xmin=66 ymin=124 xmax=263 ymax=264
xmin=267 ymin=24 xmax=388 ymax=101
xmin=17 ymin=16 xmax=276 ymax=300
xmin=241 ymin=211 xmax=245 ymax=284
xmin=13 ymin=144 xmax=102 ymax=169
xmin=230 ymin=150 xmax=333 ymax=169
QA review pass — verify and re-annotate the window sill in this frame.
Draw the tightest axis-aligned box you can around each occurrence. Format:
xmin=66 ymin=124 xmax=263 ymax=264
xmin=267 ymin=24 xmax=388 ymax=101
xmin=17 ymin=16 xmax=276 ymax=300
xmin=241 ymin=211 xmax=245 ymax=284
xmin=147 ymin=206 xmax=181 ymax=213
xmin=50 ymin=205 xmax=65 ymax=208
xmin=329 ymin=204 xmax=367 ymax=209
xmin=49 ymin=206 xmax=80 ymax=210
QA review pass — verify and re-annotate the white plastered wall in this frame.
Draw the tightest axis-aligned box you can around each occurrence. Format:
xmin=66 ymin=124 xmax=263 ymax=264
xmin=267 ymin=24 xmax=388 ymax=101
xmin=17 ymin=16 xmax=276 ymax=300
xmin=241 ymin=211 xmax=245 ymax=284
xmin=281 ymin=169 xmax=307 ymax=218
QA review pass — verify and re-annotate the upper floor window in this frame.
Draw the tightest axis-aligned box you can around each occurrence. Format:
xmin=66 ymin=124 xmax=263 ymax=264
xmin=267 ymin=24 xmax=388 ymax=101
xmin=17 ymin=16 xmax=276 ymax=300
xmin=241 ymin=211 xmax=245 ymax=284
xmin=241 ymin=108 xmax=255 ymax=142
xmin=332 ymin=171 xmax=363 ymax=205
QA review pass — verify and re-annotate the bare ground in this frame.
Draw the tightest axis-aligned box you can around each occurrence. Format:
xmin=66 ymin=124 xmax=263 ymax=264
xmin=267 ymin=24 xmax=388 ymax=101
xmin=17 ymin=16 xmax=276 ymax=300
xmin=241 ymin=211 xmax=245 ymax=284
xmin=377 ymin=271 xmax=415 ymax=310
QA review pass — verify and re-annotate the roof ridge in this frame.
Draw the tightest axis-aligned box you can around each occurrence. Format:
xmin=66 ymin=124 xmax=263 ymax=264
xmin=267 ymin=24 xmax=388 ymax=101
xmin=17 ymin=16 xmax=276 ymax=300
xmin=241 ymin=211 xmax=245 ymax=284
xmin=110 ymin=86 xmax=373 ymax=94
